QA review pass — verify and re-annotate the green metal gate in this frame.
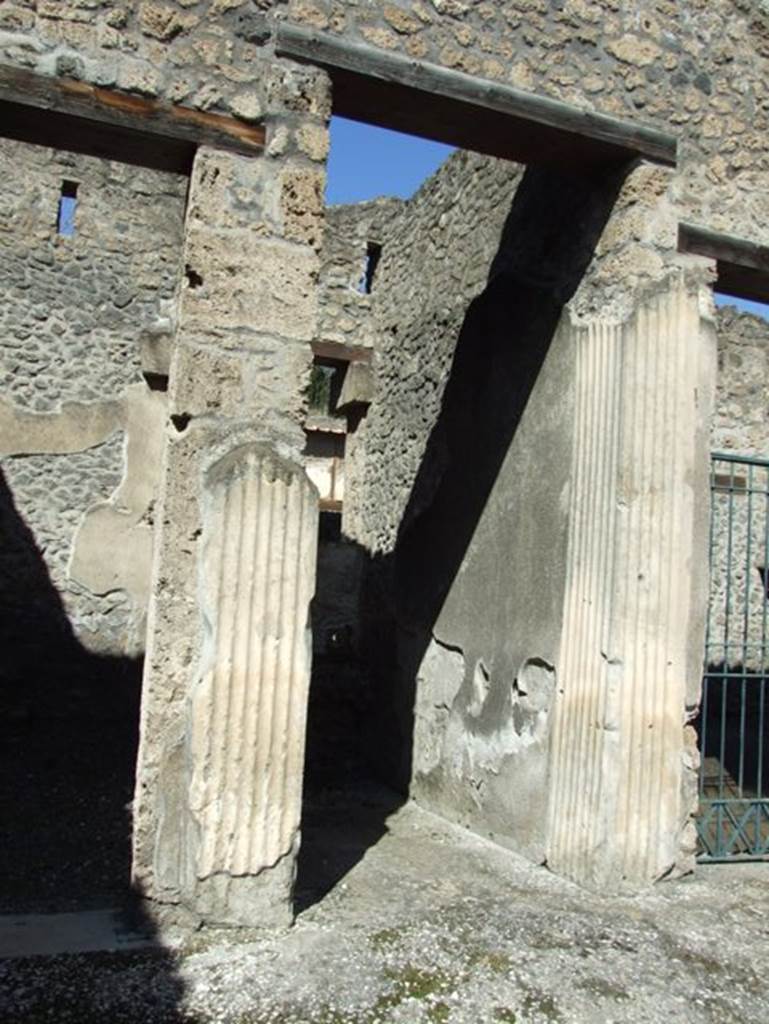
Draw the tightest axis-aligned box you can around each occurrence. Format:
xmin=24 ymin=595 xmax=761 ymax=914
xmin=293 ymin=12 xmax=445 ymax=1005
xmin=696 ymin=452 xmax=769 ymax=860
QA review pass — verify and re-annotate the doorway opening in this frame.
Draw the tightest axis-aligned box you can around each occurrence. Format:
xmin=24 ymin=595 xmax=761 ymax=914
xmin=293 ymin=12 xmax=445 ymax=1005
xmin=296 ymin=106 xmax=625 ymax=909
xmin=296 ymin=118 xmax=456 ymax=911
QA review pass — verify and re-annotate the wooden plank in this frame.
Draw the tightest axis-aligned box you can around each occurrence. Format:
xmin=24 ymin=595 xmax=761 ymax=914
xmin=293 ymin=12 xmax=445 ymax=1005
xmin=0 ymin=64 xmax=264 ymax=164
xmin=276 ymin=24 xmax=677 ymax=169
xmin=0 ymin=99 xmax=195 ymax=174
xmin=679 ymin=223 xmax=769 ymax=304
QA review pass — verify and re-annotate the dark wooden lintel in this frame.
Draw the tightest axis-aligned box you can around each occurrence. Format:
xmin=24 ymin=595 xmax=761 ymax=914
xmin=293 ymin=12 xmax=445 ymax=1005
xmin=311 ymin=339 xmax=373 ymax=363
xmin=276 ymin=24 xmax=677 ymax=170
xmin=678 ymin=223 xmax=769 ymax=305
xmin=0 ymin=98 xmax=195 ymax=174
xmin=0 ymin=64 xmax=264 ymax=171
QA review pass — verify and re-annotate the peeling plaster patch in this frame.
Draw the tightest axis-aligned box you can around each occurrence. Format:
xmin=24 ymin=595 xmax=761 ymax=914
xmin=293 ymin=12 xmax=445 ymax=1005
xmin=69 ymin=384 xmax=168 ymax=654
xmin=413 ymin=634 xmax=465 ymax=776
xmin=514 ymin=657 xmax=556 ymax=718
xmin=0 ymin=381 xmax=170 ymax=655
xmin=468 ymin=658 xmax=490 ymax=718
xmin=451 ymin=658 xmax=556 ymax=785
xmin=0 ymin=395 xmax=123 ymax=457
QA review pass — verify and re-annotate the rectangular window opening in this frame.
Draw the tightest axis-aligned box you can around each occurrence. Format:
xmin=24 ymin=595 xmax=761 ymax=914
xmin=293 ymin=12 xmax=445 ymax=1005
xmin=307 ymin=358 xmax=346 ymax=416
xmin=57 ymin=180 xmax=79 ymax=236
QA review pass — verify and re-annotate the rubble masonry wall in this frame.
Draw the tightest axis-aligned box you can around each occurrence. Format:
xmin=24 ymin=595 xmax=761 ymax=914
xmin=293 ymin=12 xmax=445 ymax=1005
xmin=0 ymin=138 xmax=186 ymax=665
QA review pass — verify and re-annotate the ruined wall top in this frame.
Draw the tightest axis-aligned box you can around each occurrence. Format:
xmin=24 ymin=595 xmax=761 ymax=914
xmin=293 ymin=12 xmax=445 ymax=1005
xmin=318 ymin=197 xmax=403 ymax=351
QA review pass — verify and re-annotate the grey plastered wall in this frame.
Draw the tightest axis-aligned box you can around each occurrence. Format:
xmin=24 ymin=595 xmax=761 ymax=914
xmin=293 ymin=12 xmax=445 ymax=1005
xmin=337 ymin=148 xmax=716 ymax=872
xmin=340 ymin=151 xmax=590 ymax=861
xmin=0 ymin=137 xmax=186 ymax=667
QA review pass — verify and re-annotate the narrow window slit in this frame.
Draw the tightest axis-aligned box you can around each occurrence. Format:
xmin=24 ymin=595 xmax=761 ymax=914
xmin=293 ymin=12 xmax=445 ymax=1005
xmin=56 ymin=180 xmax=79 ymax=236
xmin=358 ymin=242 xmax=382 ymax=294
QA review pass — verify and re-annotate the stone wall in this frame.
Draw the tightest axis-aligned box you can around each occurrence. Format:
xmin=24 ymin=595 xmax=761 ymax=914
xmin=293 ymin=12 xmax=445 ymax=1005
xmin=319 ymin=198 xmax=403 ymax=353
xmin=0 ymin=137 xmax=186 ymax=663
xmin=713 ymin=305 xmax=769 ymax=458
xmin=336 ymin=149 xmax=589 ymax=862
xmin=707 ymin=306 xmax=769 ymax=673
xmin=0 ymin=0 xmax=762 ymax=910
xmin=0 ymin=0 xmax=767 ymax=242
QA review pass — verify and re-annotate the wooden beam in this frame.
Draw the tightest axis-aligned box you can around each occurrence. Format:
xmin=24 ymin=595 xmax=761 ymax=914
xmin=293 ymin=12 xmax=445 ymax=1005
xmin=311 ymin=339 xmax=373 ymax=363
xmin=678 ymin=223 xmax=769 ymax=305
xmin=0 ymin=99 xmax=195 ymax=174
xmin=0 ymin=64 xmax=264 ymax=170
xmin=276 ymin=24 xmax=677 ymax=170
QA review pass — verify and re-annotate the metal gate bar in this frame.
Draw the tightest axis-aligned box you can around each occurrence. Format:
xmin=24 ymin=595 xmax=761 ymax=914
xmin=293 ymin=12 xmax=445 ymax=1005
xmin=697 ymin=452 xmax=769 ymax=860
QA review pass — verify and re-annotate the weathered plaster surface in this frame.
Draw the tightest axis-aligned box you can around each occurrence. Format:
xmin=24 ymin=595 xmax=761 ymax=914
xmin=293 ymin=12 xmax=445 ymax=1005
xmin=0 ymin=138 xmax=185 ymax=656
xmin=547 ymin=281 xmax=716 ymax=890
xmin=336 ymin=152 xmax=578 ymax=860
xmin=184 ymin=444 xmax=317 ymax=927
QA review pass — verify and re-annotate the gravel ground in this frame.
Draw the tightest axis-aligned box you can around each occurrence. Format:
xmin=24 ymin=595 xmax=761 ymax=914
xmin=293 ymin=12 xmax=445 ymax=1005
xmin=2 ymin=790 xmax=769 ymax=1024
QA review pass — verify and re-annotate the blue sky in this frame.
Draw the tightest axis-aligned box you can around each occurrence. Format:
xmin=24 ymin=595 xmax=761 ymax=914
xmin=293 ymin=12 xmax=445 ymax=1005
xmin=715 ymin=295 xmax=769 ymax=318
xmin=325 ymin=117 xmax=768 ymax=320
xmin=325 ymin=116 xmax=454 ymax=205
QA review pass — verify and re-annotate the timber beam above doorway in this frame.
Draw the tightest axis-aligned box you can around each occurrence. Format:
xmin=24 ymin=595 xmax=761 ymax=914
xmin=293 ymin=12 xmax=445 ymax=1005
xmin=679 ymin=223 xmax=769 ymax=305
xmin=0 ymin=64 xmax=265 ymax=174
xmin=275 ymin=23 xmax=677 ymax=170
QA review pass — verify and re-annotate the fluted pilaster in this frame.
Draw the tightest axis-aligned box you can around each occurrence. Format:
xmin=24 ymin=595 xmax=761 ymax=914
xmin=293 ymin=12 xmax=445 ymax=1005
xmin=547 ymin=280 xmax=710 ymax=889
xmin=188 ymin=444 xmax=317 ymax=914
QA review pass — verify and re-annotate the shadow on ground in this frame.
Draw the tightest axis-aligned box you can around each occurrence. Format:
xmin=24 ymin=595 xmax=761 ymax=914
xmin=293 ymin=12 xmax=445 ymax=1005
xmin=297 ymin=652 xmax=404 ymax=914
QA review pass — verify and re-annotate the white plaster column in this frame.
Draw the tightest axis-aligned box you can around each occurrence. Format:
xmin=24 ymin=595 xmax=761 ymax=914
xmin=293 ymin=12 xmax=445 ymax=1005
xmin=188 ymin=444 xmax=317 ymax=925
xmin=546 ymin=278 xmax=716 ymax=890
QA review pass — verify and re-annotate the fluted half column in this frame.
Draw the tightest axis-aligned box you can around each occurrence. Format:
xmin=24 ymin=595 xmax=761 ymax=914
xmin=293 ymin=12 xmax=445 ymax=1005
xmin=187 ymin=443 xmax=318 ymax=924
xmin=547 ymin=279 xmax=714 ymax=890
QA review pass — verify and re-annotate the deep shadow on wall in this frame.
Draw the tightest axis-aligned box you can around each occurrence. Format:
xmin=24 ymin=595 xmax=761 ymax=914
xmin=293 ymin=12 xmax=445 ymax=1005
xmin=358 ymin=163 xmax=629 ymax=795
xmin=0 ymin=468 xmax=142 ymax=913
xmin=0 ymin=469 xmax=193 ymax=1022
